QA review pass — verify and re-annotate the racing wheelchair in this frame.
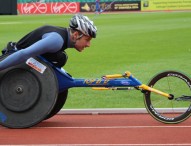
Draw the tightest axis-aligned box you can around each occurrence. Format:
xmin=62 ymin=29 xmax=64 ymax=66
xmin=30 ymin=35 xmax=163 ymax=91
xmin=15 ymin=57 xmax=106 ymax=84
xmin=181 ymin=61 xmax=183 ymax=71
xmin=0 ymin=53 xmax=190 ymax=128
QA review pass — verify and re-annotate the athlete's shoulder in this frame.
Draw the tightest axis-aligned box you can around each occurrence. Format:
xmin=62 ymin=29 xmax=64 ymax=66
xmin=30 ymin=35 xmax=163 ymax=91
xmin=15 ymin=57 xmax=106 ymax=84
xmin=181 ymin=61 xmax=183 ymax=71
xmin=38 ymin=25 xmax=66 ymax=30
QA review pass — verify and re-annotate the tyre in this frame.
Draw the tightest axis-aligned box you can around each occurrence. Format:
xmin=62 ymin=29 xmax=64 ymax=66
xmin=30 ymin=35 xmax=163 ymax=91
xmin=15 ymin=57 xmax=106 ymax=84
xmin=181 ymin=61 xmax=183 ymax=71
xmin=44 ymin=90 xmax=68 ymax=120
xmin=144 ymin=70 xmax=191 ymax=124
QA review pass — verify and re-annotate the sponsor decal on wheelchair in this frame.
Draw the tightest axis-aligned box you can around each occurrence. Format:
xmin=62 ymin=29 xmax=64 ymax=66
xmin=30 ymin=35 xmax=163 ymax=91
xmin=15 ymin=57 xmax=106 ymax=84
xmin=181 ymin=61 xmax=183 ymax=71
xmin=121 ymin=81 xmax=130 ymax=85
xmin=84 ymin=79 xmax=109 ymax=85
xmin=150 ymin=105 xmax=175 ymax=121
xmin=26 ymin=58 xmax=47 ymax=74
xmin=167 ymin=73 xmax=191 ymax=89
xmin=0 ymin=112 xmax=7 ymax=123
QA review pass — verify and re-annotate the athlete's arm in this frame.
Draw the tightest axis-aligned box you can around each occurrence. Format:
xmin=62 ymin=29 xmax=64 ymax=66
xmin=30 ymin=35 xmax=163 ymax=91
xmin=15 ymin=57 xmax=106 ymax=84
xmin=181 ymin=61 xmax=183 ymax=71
xmin=0 ymin=32 xmax=64 ymax=70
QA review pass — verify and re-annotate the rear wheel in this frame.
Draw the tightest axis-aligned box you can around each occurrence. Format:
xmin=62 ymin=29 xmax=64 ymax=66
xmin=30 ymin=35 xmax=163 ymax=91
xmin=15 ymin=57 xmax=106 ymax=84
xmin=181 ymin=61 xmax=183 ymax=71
xmin=144 ymin=71 xmax=191 ymax=124
xmin=0 ymin=54 xmax=58 ymax=128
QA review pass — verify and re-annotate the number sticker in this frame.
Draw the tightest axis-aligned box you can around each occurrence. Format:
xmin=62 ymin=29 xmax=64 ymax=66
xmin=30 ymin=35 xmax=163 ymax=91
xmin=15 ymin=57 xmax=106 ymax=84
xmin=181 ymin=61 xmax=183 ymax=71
xmin=26 ymin=58 xmax=47 ymax=74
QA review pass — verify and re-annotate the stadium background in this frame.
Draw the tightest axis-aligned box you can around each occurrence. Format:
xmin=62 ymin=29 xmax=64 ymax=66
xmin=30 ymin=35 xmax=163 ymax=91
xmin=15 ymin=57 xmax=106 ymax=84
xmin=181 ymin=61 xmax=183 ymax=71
xmin=1 ymin=0 xmax=191 ymax=15
xmin=0 ymin=0 xmax=190 ymax=109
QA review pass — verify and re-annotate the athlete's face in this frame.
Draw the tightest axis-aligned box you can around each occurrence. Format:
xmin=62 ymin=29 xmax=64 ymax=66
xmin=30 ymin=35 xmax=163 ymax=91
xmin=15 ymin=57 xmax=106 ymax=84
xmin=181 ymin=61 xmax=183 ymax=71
xmin=73 ymin=31 xmax=92 ymax=52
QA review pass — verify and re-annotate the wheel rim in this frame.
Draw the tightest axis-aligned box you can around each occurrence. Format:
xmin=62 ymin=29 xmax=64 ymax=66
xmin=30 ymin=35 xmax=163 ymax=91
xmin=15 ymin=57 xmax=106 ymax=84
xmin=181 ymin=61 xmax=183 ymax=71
xmin=0 ymin=69 xmax=41 ymax=112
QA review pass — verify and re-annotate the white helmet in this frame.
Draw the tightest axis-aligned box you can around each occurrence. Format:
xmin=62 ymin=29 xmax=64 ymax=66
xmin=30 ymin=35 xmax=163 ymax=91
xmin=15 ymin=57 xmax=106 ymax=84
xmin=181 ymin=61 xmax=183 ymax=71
xmin=69 ymin=13 xmax=97 ymax=38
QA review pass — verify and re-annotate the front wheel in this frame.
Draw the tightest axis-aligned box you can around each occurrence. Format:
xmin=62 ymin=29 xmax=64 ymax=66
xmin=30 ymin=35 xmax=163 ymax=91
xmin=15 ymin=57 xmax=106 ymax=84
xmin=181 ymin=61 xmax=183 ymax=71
xmin=144 ymin=71 xmax=191 ymax=124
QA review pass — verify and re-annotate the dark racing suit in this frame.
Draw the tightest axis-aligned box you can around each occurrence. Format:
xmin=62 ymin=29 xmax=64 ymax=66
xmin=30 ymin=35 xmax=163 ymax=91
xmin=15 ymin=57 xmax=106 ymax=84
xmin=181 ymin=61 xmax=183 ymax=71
xmin=0 ymin=25 xmax=72 ymax=70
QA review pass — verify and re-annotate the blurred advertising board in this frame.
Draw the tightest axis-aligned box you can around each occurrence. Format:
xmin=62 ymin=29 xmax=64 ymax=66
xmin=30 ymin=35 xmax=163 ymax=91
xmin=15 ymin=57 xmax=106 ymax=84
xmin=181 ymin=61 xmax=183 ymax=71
xmin=80 ymin=1 xmax=141 ymax=12
xmin=17 ymin=2 xmax=80 ymax=14
xmin=142 ymin=0 xmax=191 ymax=11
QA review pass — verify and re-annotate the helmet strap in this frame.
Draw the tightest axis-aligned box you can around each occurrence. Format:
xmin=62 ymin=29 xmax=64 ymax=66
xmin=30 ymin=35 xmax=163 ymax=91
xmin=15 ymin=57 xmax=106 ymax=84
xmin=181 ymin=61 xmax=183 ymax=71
xmin=69 ymin=28 xmax=84 ymax=47
xmin=76 ymin=34 xmax=83 ymax=40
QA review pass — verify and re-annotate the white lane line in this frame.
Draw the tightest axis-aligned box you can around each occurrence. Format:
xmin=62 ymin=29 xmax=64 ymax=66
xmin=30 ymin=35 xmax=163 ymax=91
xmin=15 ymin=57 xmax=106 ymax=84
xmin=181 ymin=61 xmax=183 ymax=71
xmin=1 ymin=144 xmax=191 ymax=146
xmin=1 ymin=125 xmax=191 ymax=129
xmin=32 ymin=125 xmax=191 ymax=129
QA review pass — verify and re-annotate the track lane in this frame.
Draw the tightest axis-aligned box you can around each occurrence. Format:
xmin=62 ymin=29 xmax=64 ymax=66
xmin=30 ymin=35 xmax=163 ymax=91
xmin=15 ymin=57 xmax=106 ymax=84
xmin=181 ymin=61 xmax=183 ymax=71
xmin=0 ymin=114 xmax=191 ymax=145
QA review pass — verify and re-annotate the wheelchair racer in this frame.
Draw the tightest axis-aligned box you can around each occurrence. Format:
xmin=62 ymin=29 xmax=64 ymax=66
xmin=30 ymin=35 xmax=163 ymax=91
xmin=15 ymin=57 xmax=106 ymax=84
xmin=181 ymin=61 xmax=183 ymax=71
xmin=0 ymin=13 xmax=97 ymax=70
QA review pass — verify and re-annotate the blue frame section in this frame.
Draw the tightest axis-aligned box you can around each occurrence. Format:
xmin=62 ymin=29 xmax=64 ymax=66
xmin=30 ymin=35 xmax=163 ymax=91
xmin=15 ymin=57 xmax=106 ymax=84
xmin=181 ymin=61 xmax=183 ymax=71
xmin=52 ymin=66 xmax=142 ymax=93
xmin=39 ymin=56 xmax=142 ymax=93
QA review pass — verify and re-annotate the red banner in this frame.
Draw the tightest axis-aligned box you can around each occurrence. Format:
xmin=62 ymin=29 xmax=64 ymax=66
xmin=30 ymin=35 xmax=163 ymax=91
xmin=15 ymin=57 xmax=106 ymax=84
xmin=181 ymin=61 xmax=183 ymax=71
xmin=17 ymin=2 xmax=80 ymax=14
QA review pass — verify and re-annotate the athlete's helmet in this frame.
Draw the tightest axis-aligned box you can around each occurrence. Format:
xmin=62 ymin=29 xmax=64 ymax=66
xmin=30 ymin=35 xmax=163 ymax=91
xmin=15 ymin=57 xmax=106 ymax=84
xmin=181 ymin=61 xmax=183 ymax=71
xmin=69 ymin=14 xmax=97 ymax=38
